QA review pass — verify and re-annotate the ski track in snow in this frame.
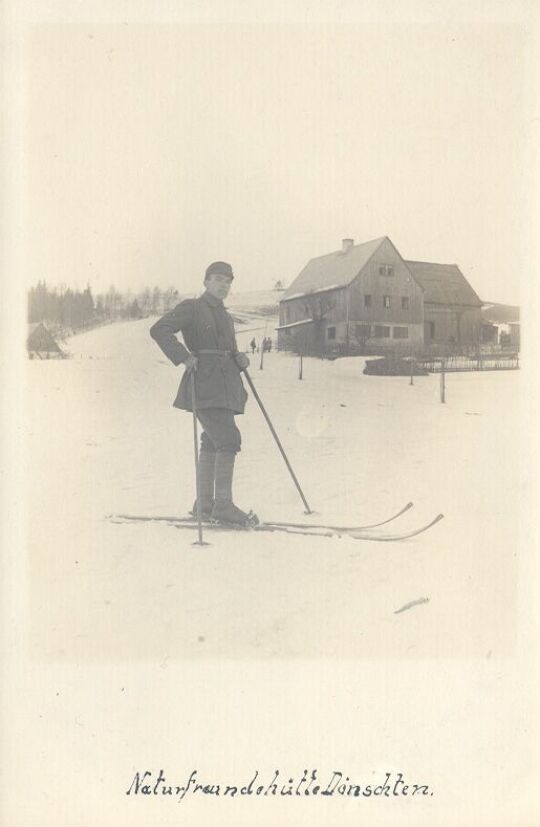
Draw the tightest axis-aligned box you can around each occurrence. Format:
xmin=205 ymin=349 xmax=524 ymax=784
xmin=26 ymin=312 xmax=520 ymax=660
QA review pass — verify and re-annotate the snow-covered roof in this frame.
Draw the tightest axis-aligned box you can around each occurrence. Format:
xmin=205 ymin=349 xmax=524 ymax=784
xmin=276 ymin=318 xmax=315 ymax=331
xmin=281 ymin=237 xmax=386 ymax=301
xmin=281 ymin=237 xmax=483 ymax=310
xmin=405 ymin=261 xmax=482 ymax=307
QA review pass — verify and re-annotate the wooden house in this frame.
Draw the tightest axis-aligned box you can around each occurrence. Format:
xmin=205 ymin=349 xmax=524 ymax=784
xmin=277 ymin=237 xmax=424 ymax=356
xmin=278 ymin=237 xmax=485 ymax=356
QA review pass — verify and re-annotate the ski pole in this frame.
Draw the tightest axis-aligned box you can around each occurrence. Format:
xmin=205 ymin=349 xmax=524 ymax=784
xmin=190 ymin=369 xmax=210 ymax=546
xmin=242 ymin=368 xmax=313 ymax=514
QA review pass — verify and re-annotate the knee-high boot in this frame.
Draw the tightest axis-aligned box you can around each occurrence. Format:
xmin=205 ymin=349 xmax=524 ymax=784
xmin=191 ymin=450 xmax=216 ymax=518
xmin=212 ymin=452 xmax=258 ymax=525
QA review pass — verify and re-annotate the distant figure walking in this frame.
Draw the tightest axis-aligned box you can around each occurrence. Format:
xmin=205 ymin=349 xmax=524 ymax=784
xmin=250 ymin=337 xmax=257 ymax=354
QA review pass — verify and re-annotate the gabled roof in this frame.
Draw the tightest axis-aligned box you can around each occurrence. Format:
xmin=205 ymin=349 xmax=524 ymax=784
xmin=281 ymin=237 xmax=386 ymax=301
xmin=405 ymin=261 xmax=482 ymax=307
xmin=27 ymin=322 xmax=62 ymax=352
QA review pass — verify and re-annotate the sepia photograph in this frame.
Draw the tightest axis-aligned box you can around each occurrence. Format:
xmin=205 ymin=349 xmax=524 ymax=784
xmin=2 ymin=1 xmax=540 ymax=825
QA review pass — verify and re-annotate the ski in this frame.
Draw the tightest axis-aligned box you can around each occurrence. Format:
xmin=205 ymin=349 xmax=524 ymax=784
xmin=350 ymin=512 xmax=444 ymax=542
xmin=108 ymin=511 xmax=444 ymax=542
xmin=168 ymin=513 xmax=444 ymax=542
xmin=109 ymin=515 xmax=335 ymax=538
xmin=173 ymin=522 xmax=336 ymax=538
xmin=256 ymin=501 xmax=414 ymax=531
xmin=109 ymin=500 xmax=413 ymax=534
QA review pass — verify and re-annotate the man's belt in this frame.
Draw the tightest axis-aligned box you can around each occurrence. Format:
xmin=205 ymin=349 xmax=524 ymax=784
xmin=197 ymin=349 xmax=233 ymax=356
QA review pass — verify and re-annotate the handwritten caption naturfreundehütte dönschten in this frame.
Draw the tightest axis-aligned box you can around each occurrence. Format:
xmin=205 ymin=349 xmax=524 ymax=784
xmin=126 ymin=769 xmax=434 ymax=802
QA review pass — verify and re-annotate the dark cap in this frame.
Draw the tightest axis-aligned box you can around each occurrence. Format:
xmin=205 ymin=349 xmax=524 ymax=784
xmin=205 ymin=261 xmax=234 ymax=280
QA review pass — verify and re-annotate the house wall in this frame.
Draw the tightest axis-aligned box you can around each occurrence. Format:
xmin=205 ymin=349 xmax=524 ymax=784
xmin=278 ymin=323 xmax=319 ymax=354
xmin=423 ymin=305 xmax=482 ymax=348
xmin=346 ymin=237 xmax=424 ymax=352
xmin=509 ymin=323 xmax=520 ymax=350
xmin=348 ymin=237 xmax=424 ymax=325
xmin=279 ymin=288 xmax=347 ymax=327
xmin=278 ymin=288 xmax=347 ymax=353
xmin=278 ymin=237 xmax=425 ymax=353
xmin=312 ymin=320 xmax=423 ymax=352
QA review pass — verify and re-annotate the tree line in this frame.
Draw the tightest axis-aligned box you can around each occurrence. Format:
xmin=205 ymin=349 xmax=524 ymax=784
xmin=27 ymin=282 xmax=182 ymax=334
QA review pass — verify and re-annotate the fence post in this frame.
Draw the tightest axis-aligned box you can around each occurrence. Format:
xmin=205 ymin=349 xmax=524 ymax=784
xmin=440 ymin=360 xmax=446 ymax=403
xmin=299 ymin=353 xmax=303 ymax=380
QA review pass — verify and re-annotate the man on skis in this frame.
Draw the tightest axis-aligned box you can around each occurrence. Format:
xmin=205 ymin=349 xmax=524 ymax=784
xmin=150 ymin=261 xmax=256 ymax=525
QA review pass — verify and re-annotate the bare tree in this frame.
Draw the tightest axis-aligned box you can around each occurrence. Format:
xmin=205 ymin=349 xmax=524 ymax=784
xmin=303 ymin=292 xmax=336 ymax=356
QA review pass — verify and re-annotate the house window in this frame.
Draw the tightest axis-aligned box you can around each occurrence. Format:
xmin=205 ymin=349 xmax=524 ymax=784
xmin=327 ymin=326 xmax=336 ymax=340
xmin=393 ymin=326 xmax=409 ymax=339
xmin=364 ymin=294 xmax=372 ymax=307
xmin=401 ymin=296 xmax=409 ymax=310
xmin=378 ymin=265 xmax=394 ymax=276
xmin=383 ymin=295 xmax=391 ymax=309
xmin=355 ymin=324 xmax=371 ymax=339
xmin=374 ymin=325 xmax=390 ymax=338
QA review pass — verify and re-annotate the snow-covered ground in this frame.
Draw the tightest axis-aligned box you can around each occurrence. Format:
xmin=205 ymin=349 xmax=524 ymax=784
xmin=226 ymin=288 xmax=282 ymax=310
xmin=26 ymin=313 xmax=519 ymax=660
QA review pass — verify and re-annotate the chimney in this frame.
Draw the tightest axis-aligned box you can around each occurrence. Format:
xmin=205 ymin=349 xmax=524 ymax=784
xmin=342 ymin=238 xmax=354 ymax=253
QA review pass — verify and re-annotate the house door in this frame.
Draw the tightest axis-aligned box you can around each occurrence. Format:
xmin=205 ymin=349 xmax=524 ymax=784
xmin=424 ymin=321 xmax=435 ymax=341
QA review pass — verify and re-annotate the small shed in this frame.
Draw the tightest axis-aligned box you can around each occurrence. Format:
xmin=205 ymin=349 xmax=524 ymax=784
xmin=27 ymin=323 xmax=64 ymax=358
xmin=481 ymin=303 xmax=520 ymax=351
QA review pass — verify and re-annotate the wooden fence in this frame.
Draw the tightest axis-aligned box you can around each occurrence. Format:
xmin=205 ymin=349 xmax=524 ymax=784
xmin=417 ymin=352 xmax=519 ymax=372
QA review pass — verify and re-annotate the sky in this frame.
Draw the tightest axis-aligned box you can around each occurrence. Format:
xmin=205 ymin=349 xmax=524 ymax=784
xmin=23 ymin=11 xmax=533 ymax=303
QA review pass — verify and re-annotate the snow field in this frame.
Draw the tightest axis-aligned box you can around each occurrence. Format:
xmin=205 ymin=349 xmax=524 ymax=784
xmin=26 ymin=316 xmax=519 ymax=659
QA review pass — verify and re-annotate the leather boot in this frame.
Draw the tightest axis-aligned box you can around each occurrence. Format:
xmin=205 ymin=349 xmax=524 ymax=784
xmin=211 ymin=451 xmax=258 ymax=525
xmin=191 ymin=450 xmax=215 ymax=519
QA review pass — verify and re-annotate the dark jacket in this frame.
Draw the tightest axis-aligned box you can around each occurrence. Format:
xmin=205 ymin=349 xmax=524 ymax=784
xmin=150 ymin=292 xmax=248 ymax=413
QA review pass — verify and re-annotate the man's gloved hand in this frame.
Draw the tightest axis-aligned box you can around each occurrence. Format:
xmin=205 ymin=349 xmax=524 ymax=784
xmin=234 ymin=353 xmax=250 ymax=371
xmin=184 ymin=354 xmax=198 ymax=372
